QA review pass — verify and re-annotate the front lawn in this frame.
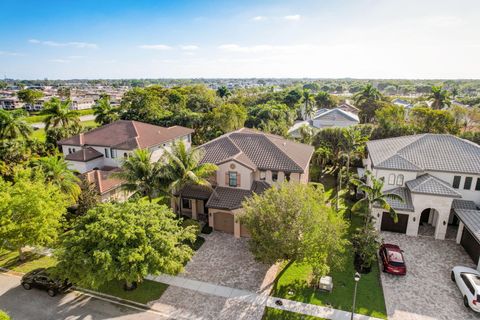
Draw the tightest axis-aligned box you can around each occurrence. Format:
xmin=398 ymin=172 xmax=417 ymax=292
xmin=262 ymin=307 xmax=325 ymax=320
xmin=0 ymin=249 xmax=56 ymax=273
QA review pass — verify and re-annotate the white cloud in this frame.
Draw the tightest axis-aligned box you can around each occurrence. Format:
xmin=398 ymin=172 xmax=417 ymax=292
xmin=138 ymin=44 xmax=172 ymax=50
xmin=180 ymin=45 xmax=199 ymax=51
xmin=0 ymin=51 xmax=23 ymax=56
xmin=29 ymin=39 xmax=97 ymax=48
xmin=252 ymin=16 xmax=266 ymax=21
xmin=284 ymin=14 xmax=301 ymax=21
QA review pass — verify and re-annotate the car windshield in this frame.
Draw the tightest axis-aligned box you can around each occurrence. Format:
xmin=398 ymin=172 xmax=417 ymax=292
xmin=387 ymin=250 xmax=404 ymax=266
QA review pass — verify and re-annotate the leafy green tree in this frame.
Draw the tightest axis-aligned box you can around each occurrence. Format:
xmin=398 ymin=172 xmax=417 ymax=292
xmin=283 ymin=89 xmax=302 ymax=108
xmin=75 ymin=177 xmax=100 ymax=216
xmin=315 ymin=91 xmax=337 ymax=109
xmin=162 ymin=140 xmax=218 ymax=215
xmin=353 ymin=84 xmax=384 ymax=123
xmin=246 ymin=102 xmax=295 ymax=130
xmin=120 ymin=87 xmax=170 ymax=122
xmin=33 ymin=155 xmax=81 ymax=202
xmin=296 ymin=124 xmax=315 ymax=145
xmin=55 ymin=201 xmax=195 ymax=289
xmin=40 ymin=98 xmax=80 ymax=130
xmin=241 ymin=183 xmax=347 ymax=282
xmin=351 ymin=222 xmax=381 ymax=271
xmin=428 ymin=86 xmax=451 ymax=110
xmin=45 ymin=124 xmax=82 ymax=151
xmin=0 ymin=109 xmax=32 ymax=140
xmin=212 ymin=103 xmax=247 ymax=132
xmin=216 ymin=85 xmax=232 ymax=99
xmin=16 ymin=89 xmax=44 ymax=106
xmin=93 ymin=96 xmax=119 ymax=125
xmin=0 ymin=170 xmax=69 ymax=261
xmin=301 ymin=89 xmax=315 ymax=120
xmin=375 ymin=104 xmax=406 ymax=129
xmin=410 ymin=107 xmax=459 ymax=134
xmin=114 ymin=149 xmax=165 ymax=202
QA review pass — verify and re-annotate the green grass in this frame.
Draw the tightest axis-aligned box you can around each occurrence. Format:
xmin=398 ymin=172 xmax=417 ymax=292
xmin=81 ymin=119 xmax=98 ymax=128
xmin=0 ymin=249 xmax=57 ymax=273
xmin=262 ymin=307 xmax=325 ymax=320
xmin=28 ymin=118 xmax=99 ymax=142
xmin=91 ymin=279 xmax=168 ymax=304
xmin=24 ymin=109 xmax=94 ymax=124
xmin=268 ymin=174 xmax=387 ymax=319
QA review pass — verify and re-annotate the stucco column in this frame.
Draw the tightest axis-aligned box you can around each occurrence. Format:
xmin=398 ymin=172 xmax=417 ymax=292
xmin=208 ymin=211 xmax=214 ymax=228
xmin=406 ymin=211 xmax=420 ymax=237
xmin=234 ymin=216 xmax=241 ymax=239
xmin=171 ymin=197 xmax=177 ymax=213
xmin=456 ymin=222 xmax=464 ymax=244
xmin=434 ymin=210 xmax=449 ymax=240
xmin=191 ymin=199 xmax=197 ymax=220
xmin=278 ymin=171 xmax=285 ymax=183
xmin=266 ymin=170 xmax=272 ymax=183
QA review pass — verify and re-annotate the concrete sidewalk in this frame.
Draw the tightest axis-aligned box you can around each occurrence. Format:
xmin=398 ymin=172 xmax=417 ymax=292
xmin=147 ymin=274 xmax=384 ymax=320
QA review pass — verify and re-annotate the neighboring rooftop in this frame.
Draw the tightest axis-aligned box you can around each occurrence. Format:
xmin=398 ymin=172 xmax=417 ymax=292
xmin=85 ymin=167 xmax=124 ymax=194
xmin=367 ymin=134 xmax=480 ymax=174
xmin=58 ymin=120 xmax=194 ymax=150
xmin=200 ymin=128 xmax=314 ymax=173
xmin=313 ymin=108 xmax=359 ymax=122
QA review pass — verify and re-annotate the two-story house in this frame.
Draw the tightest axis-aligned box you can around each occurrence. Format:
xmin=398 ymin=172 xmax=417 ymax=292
xmin=365 ymin=134 xmax=480 ymax=264
xmin=58 ymin=120 xmax=194 ymax=201
xmin=174 ymin=128 xmax=314 ymax=238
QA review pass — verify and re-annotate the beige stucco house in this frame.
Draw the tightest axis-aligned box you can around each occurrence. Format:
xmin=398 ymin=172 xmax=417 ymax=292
xmin=174 ymin=128 xmax=314 ymax=238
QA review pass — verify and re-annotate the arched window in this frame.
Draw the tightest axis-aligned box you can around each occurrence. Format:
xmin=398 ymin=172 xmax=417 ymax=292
xmin=68 ymin=148 xmax=71 ymax=154
xmin=388 ymin=173 xmax=396 ymax=185
xmin=124 ymin=152 xmax=128 ymax=158
xmin=397 ymin=174 xmax=404 ymax=186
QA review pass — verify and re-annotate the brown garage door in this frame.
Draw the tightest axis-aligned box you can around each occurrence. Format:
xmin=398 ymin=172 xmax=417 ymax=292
xmin=213 ymin=212 xmax=234 ymax=234
xmin=461 ymin=227 xmax=480 ymax=264
xmin=381 ymin=212 xmax=408 ymax=233
xmin=240 ymin=223 xmax=250 ymax=238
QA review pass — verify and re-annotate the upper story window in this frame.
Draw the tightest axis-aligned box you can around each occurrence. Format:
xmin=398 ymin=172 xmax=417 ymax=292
xmin=388 ymin=174 xmax=395 ymax=185
xmin=68 ymin=148 xmax=72 ymax=154
xmin=272 ymin=171 xmax=278 ymax=182
xmin=124 ymin=152 xmax=128 ymax=158
xmin=104 ymin=148 xmax=109 ymax=158
xmin=259 ymin=171 xmax=266 ymax=181
xmin=396 ymin=174 xmax=404 ymax=186
xmin=464 ymin=177 xmax=473 ymax=190
xmin=475 ymin=178 xmax=480 ymax=191
xmin=110 ymin=149 xmax=116 ymax=158
xmin=228 ymin=171 xmax=238 ymax=187
xmin=285 ymin=172 xmax=291 ymax=182
xmin=182 ymin=198 xmax=191 ymax=209
xmin=187 ymin=135 xmax=191 ymax=143
xmin=452 ymin=176 xmax=461 ymax=189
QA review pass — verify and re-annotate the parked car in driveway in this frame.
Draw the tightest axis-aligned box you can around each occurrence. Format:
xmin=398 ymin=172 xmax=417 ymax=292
xmin=21 ymin=268 xmax=72 ymax=297
xmin=379 ymin=243 xmax=407 ymax=275
xmin=451 ymin=266 xmax=480 ymax=312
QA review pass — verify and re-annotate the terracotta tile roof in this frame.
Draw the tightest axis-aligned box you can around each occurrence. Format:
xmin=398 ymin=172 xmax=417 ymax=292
xmin=200 ymin=128 xmax=314 ymax=173
xmin=58 ymin=120 xmax=194 ymax=150
xmin=65 ymin=147 xmax=103 ymax=162
xmin=205 ymin=181 xmax=270 ymax=210
xmin=84 ymin=168 xmax=124 ymax=194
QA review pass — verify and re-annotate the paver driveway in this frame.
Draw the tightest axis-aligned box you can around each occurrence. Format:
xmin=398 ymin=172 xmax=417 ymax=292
xmin=150 ymin=232 xmax=277 ymax=320
xmin=380 ymin=232 xmax=480 ymax=320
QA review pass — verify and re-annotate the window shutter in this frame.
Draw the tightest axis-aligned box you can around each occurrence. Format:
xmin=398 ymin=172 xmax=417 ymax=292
xmin=237 ymin=173 xmax=241 ymax=187
xmin=225 ymin=172 xmax=229 ymax=185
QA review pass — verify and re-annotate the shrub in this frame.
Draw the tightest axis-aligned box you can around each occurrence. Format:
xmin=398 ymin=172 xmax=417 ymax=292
xmin=0 ymin=310 xmax=11 ymax=320
xmin=182 ymin=219 xmax=201 ymax=237
xmin=201 ymin=224 xmax=213 ymax=234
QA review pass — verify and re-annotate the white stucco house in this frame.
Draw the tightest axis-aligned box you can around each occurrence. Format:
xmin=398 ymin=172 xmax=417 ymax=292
xmin=365 ymin=134 xmax=480 ymax=265
xmin=173 ymin=128 xmax=314 ymax=238
xmin=289 ymin=107 xmax=360 ymax=138
xmin=58 ymin=120 xmax=194 ymax=201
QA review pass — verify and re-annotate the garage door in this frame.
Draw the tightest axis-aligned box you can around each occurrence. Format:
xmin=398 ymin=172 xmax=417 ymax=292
xmin=213 ymin=212 xmax=234 ymax=234
xmin=461 ymin=228 xmax=480 ymax=264
xmin=381 ymin=212 xmax=408 ymax=233
xmin=240 ymin=223 xmax=250 ymax=238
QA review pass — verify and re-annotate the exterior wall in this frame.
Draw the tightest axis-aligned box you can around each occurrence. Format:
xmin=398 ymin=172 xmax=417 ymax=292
xmin=66 ymin=157 xmax=104 ymax=173
xmin=411 ymin=193 xmax=454 ymax=239
xmin=312 ymin=119 xmax=358 ymax=129
xmin=426 ymin=171 xmax=480 ymax=205
xmin=371 ymin=207 xmax=417 ymax=236
xmin=372 ymin=168 xmax=418 ymax=191
xmin=216 ymin=161 xmax=253 ymax=190
xmin=208 ymin=208 xmax=243 ymax=238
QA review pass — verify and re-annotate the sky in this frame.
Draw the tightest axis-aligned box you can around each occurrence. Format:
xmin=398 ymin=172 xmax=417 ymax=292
xmin=0 ymin=0 xmax=479 ymax=79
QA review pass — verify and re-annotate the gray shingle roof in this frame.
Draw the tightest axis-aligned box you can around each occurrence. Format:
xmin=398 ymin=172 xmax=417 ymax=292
xmin=313 ymin=108 xmax=359 ymax=122
xmin=406 ymin=174 xmax=462 ymax=198
xmin=65 ymin=147 xmax=103 ymax=162
xmin=200 ymin=128 xmax=314 ymax=173
xmin=454 ymin=209 xmax=480 ymax=242
xmin=452 ymin=199 xmax=479 ymax=210
xmin=376 ymin=154 xmax=423 ymax=172
xmin=367 ymin=134 xmax=480 ymax=174
xmin=374 ymin=187 xmax=414 ymax=212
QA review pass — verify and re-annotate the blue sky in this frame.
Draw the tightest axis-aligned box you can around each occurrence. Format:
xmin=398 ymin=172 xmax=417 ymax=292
xmin=0 ymin=0 xmax=479 ymax=79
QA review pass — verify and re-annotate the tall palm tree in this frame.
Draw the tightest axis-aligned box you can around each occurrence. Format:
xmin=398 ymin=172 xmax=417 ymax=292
xmin=353 ymin=84 xmax=383 ymax=123
xmin=351 ymin=171 xmax=403 ymax=227
xmin=301 ymin=89 xmax=315 ymax=120
xmin=33 ymin=155 xmax=81 ymax=202
xmin=315 ymin=91 xmax=336 ymax=109
xmin=0 ymin=109 xmax=32 ymax=140
xmin=216 ymin=86 xmax=231 ymax=100
xmin=93 ymin=96 xmax=119 ymax=125
xmin=113 ymin=149 xmax=165 ymax=202
xmin=428 ymin=86 xmax=451 ymax=110
xmin=40 ymin=98 xmax=80 ymax=130
xmin=162 ymin=140 xmax=218 ymax=215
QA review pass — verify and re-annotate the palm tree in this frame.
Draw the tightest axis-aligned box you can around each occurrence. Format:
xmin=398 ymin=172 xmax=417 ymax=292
xmin=40 ymin=98 xmax=80 ymax=130
xmin=93 ymin=96 xmax=119 ymax=125
xmin=0 ymin=109 xmax=32 ymax=140
xmin=297 ymin=124 xmax=315 ymax=145
xmin=315 ymin=91 xmax=336 ymax=109
xmin=113 ymin=149 xmax=165 ymax=202
xmin=301 ymin=89 xmax=315 ymax=120
xmin=34 ymin=155 xmax=81 ymax=202
xmin=353 ymin=84 xmax=383 ymax=123
xmin=428 ymin=86 xmax=451 ymax=110
xmin=216 ymin=86 xmax=231 ymax=100
xmin=162 ymin=140 xmax=218 ymax=216
xmin=351 ymin=171 xmax=403 ymax=227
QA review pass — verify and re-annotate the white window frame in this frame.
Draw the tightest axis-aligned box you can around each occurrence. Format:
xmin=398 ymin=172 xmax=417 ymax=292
xmin=396 ymin=174 xmax=404 ymax=186
xmin=388 ymin=173 xmax=396 ymax=185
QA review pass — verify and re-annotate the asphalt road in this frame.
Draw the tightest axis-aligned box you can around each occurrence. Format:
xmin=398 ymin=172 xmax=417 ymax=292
xmin=0 ymin=274 xmax=167 ymax=320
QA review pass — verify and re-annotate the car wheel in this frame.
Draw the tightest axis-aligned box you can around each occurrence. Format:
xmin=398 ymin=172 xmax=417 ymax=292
xmin=47 ymin=289 xmax=56 ymax=297
xmin=451 ymin=271 xmax=455 ymax=282
xmin=464 ymin=296 xmax=470 ymax=308
xmin=22 ymin=282 xmax=31 ymax=290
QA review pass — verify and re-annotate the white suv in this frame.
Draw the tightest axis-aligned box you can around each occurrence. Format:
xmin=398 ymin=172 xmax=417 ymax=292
xmin=451 ymin=266 xmax=480 ymax=312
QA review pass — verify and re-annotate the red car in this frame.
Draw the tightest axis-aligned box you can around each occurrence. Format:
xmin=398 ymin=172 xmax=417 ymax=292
xmin=379 ymin=243 xmax=407 ymax=275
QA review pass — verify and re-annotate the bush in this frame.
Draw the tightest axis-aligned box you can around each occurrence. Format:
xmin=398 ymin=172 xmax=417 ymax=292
xmin=182 ymin=219 xmax=201 ymax=237
xmin=351 ymin=223 xmax=380 ymax=274
xmin=201 ymin=224 xmax=213 ymax=234
xmin=190 ymin=236 xmax=205 ymax=251
xmin=0 ymin=310 xmax=11 ymax=320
